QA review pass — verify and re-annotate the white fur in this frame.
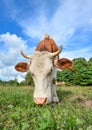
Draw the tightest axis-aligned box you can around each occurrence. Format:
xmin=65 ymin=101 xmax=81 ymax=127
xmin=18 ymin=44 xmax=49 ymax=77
xmin=27 ymin=51 xmax=59 ymax=103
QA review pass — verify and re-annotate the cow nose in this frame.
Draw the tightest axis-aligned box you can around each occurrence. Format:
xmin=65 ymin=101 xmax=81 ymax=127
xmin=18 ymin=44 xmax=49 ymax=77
xmin=34 ymin=98 xmax=47 ymax=105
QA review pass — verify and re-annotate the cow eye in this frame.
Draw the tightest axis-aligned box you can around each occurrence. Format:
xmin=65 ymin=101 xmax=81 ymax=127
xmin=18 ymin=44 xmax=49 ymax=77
xmin=51 ymin=68 xmax=53 ymax=72
xmin=47 ymin=68 xmax=53 ymax=75
xmin=31 ymin=73 xmax=34 ymax=77
xmin=50 ymin=67 xmax=53 ymax=73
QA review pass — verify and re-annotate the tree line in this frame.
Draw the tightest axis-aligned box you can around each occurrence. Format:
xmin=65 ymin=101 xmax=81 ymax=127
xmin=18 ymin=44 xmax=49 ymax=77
xmin=0 ymin=57 xmax=92 ymax=87
xmin=57 ymin=57 xmax=92 ymax=86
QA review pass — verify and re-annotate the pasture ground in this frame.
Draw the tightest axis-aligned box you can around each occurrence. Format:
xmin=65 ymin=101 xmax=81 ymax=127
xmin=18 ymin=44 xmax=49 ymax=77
xmin=0 ymin=86 xmax=92 ymax=130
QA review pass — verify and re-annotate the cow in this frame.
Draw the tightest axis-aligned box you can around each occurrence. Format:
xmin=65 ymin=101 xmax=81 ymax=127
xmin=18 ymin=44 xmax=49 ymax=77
xmin=15 ymin=34 xmax=72 ymax=105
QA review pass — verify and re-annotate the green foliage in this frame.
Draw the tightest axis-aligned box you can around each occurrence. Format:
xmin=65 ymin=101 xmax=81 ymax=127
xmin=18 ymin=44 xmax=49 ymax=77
xmin=0 ymin=86 xmax=92 ymax=130
xmin=89 ymin=57 xmax=92 ymax=63
xmin=25 ymin=72 xmax=34 ymax=86
xmin=0 ymin=73 xmax=34 ymax=87
xmin=0 ymin=79 xmax=20 ymax=87
xmin=57 ymin=57 xmax=92 ymax=86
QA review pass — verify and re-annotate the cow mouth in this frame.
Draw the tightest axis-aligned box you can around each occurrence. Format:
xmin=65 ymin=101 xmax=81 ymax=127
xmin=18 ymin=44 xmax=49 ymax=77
xmin=34 ymin=98 xmax=47 ymax=105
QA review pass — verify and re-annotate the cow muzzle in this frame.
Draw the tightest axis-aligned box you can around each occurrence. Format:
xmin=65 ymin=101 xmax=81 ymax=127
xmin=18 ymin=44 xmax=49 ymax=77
xmin=34 ymin=98 xmax=47 ymax=105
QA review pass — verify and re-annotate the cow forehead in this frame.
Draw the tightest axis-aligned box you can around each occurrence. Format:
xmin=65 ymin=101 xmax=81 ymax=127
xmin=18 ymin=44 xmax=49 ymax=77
xmin=33 ymin=51 xmax=51 ymax=57
xmin=31 ymin=51 xmax=52 ymax=61
xmin=29 ymin=51 xmax=53 ymax=72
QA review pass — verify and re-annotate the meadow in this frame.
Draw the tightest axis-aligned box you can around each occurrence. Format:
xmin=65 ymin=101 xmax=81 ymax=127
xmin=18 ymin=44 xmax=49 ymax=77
xmin=0 ymin=86 xmax=92 ymax=130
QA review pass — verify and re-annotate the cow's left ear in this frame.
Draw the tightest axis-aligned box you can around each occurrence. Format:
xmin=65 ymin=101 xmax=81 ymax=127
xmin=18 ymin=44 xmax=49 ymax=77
xmin=15 ymin=62 xmax=29 ymax=72
xmin=54 ymin=58 xmax=74 ymax=71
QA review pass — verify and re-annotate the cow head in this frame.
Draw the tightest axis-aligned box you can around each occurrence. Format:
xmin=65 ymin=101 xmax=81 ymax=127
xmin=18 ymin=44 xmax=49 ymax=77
xmin=15 ymin=46 xmax=72 ymax=104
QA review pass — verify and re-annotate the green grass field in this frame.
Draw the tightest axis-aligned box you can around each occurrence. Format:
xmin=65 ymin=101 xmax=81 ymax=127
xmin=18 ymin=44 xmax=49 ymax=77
xmin=0 ymin=86 xmax=92 ymax=130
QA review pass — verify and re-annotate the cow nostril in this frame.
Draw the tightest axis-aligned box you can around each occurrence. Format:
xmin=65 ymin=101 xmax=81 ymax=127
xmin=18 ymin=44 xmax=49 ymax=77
xmin=34 ymin=98 xmax=47 ymax=105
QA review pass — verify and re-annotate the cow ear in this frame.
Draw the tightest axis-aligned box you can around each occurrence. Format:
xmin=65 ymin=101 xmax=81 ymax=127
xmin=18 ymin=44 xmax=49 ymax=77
xmin=15 ymin=62 xmax=29 ymax=72
xmin=55 ymin=58 xmax=72 ymax=70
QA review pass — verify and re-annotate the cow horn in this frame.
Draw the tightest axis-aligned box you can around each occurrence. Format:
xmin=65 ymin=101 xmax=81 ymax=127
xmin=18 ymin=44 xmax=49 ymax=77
xmin=51 ymin=45 xmax=62 ymax=57
xmin=20 ymin=49 xmax=31 ymax=59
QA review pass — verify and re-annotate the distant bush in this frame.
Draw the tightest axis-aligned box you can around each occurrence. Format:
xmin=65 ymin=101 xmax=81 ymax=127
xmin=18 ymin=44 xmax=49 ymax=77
xmin=56 ymin=57 xmax=92 ymax=86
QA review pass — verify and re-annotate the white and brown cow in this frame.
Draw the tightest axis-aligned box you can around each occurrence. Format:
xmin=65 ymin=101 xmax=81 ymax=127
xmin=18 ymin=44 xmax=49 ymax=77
xmin=15 ymin=34 xmax=72 ymax=105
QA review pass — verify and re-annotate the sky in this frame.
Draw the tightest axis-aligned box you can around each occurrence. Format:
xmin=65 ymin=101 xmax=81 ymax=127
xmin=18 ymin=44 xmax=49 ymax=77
xmin=0 ymin=0 xmax=92 ymax=82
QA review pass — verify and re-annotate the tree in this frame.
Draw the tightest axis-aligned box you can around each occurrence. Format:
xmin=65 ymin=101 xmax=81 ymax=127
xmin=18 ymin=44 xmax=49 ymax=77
xmin=72 ymin=58 xmax=92 ymax=86
xmin=0 ymin=79 xmax=4 ymax=86
xmin=25 ymin=72 xmax=34 ymax=86
xmin=56 ymin=57 xmax=92 ymax=86
xmin=89 ymin=57 xmax=92 ymax=63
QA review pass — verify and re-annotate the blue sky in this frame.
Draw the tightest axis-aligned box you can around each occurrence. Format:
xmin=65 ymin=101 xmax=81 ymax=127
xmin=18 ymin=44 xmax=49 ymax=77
xmin=0 ymin=0 xmax=92 ymax=82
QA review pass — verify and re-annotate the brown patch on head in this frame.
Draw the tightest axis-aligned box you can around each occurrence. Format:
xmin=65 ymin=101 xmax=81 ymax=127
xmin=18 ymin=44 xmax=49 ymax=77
xmin=35 ymin=35 xmax=58 ymax=53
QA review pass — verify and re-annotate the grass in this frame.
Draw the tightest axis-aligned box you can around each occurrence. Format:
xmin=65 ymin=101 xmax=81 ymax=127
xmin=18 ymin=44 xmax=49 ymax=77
xmin=0 ymin=86 xmax=92 ymax=130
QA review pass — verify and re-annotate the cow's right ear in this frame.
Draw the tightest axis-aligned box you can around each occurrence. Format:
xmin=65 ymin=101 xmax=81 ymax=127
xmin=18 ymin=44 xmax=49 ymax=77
xmin=15 ymin=62 xmax=29 ymax=72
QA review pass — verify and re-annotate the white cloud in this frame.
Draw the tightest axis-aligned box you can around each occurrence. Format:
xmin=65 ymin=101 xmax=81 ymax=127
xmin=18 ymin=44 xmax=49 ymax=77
xmin=0 ymin=32 xmax=27 ymax=65
xmin=0 ymin=32 xmax=27 ymax=49
xmin=16 ymin=75 xmax=25 ymax=83
xmin=60 ymin=47 xmax=92 ymax=60
xmin=0 ymin=32 xmax=28 ymax=81
xmin=0 ymin=65 xmax=26 ymax=82
xmin=17 ymin=0 xmax=92 ymax=45
xmin=2 ymin=0 xmax=92 ymax=45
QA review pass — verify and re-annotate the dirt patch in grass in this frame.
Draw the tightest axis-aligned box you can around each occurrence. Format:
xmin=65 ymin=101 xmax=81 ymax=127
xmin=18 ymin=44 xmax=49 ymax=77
xmin=82 ymin=100 xmax=92 ymax=108
xmin=69 ymin=95 xmax=92 ymax=108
